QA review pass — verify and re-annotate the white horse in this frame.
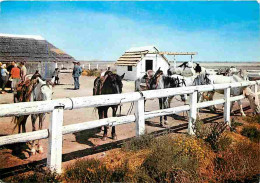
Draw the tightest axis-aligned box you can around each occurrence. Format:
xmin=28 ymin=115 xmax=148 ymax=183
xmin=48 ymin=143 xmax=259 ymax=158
xmin=194 ymin=71 xmax=260 ymax=116
xmin=14 ymin=76 xmax=55 ymax=155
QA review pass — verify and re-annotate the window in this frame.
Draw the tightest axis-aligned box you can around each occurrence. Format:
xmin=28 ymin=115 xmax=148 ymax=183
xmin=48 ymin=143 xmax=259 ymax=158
xmin=128 ymin=66 xmax=132 ymax=71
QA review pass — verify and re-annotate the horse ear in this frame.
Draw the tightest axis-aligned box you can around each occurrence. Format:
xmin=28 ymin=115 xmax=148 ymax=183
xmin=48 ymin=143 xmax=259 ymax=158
xmin=38 ymin=77 xmax=45 ymax=85
xmin=121 ymin=73 xmax=125 ymax=79
xmin=50 ymin=77 xmax=55 ymax=84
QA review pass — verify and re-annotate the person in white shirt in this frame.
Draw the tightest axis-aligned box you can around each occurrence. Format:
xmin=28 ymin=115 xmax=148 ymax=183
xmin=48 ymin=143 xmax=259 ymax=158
xmin=1 ymin=64 xmax=9 ymax=93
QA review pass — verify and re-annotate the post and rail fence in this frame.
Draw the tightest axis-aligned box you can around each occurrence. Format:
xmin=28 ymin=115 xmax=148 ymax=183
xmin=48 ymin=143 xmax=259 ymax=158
xmin=0 ymin=80 xmax=259 ymax=173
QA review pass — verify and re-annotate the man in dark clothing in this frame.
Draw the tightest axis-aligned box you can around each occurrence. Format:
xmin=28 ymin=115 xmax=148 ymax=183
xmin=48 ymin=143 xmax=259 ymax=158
xmin=72 ymin=62 xmax=82 ymax=90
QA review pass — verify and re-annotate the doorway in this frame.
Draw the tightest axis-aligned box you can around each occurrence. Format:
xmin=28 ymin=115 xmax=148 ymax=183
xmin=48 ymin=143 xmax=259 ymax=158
xmin=145 ymin=60 xmax=153 ymax=71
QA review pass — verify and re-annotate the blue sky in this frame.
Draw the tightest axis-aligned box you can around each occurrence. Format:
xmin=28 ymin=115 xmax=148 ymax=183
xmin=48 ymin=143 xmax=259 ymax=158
xmin=0 ymin=1 xmax=259 ymax=62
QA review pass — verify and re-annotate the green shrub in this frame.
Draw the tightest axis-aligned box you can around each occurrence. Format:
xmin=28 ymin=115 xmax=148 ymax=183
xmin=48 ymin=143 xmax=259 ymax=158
xmin=64 ymin=159 xmax=130 ymax=183
xmin=122 ymin=133 xmax=155 ymax=152
xmin=230 ymin=118 xmax=243 ymax=132
xmin=194 ymin=120 xmax=229 ymax=152
xmin=244 ymin=115 xmax=260 ymax=124
xmin=137 ymin=137 xmax=200 ymax=183
xmin=215 ymin=141 xmax=260 ymax=182
xmin=82 ymin=69 xmax=100 ymax=77
xmin=241 ymin=126 xmax=260 ymax=143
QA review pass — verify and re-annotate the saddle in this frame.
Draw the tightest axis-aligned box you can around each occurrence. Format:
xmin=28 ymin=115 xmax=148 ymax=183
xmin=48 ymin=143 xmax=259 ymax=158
xmin=93 ymin=71 xmax=112 ymax=95
xmin=15 ymin=79 xmax=38 ymax=102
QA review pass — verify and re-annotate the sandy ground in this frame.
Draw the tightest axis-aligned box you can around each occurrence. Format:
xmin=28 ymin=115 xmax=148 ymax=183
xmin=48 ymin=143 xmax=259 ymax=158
xmin=0 ymin=73 xmax=257 ymax=178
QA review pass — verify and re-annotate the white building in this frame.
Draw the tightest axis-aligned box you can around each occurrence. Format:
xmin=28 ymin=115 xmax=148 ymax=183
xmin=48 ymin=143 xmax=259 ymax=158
xmin=115 ymin=46 xmax=170 ymax=80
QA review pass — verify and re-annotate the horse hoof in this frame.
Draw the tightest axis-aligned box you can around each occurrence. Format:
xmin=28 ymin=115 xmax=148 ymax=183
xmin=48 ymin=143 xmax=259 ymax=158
xmin=31 ymin=148 xmax=37 ymax=155
xmin=112 ymin=135 xmax=117 ymax=140
xmin=102 ymin=136 xmax=107 ymax=141
xmin=38 ymin=146 xmax=44 ymax=154
xmin=160 ymin=123 xmax=164 ymax=127
xmin=164 ymin=121 xmax=169 ymax=125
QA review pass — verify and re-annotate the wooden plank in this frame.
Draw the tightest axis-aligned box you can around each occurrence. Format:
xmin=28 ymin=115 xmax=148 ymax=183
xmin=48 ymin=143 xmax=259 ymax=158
xmin=47 ymin=106 xmax=64 ymax=174
xmin=149 ymin=52 xmax=198 ymax=55
xmin=62 ymin=115 xmax=136 ymax=135
xmin=0 ymin=92 xmax=142 ymax=117
xmin=0 ymin=129 xmax=48 ymax=146
xmin=145 ymin=105 xmax=190 ymax=119
xmin=120 ymin=55 xmax=142 ymax=58
xmin=197 ymin=99 xmax=225 ymax=108
xmin=117 ymin=58 xmax=140 ymax=61
xmin=230 ymin=95 xmax=244 ymax=102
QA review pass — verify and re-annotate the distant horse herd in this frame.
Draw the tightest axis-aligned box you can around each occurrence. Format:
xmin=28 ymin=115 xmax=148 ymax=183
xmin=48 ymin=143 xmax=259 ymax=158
xmin=10 ymin=62 xmax=260 ymax=156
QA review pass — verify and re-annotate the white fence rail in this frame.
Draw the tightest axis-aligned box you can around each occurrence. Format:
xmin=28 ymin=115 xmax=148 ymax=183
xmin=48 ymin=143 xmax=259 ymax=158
xmin=0 ymin=80 xmax=260 ymax=173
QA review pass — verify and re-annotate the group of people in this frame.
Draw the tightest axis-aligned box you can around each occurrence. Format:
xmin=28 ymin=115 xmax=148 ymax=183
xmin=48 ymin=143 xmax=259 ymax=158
xmin=0 ymin=60 xmax=83 ymax=93
xmin=0 ymin=61 xmax=27 ymax=94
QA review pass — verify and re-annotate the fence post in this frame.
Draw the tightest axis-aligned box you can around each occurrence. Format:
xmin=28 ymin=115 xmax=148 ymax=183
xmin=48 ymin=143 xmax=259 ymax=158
xmin=89 ymin=64 xmax=91 ymax=70
xmin=47 ymin=106 xmax=64 ymax=174
xmin=224 ymin=87 xmax=231 ymax=126
xmin=188 ymin=90 xmax=197 ymax=135
xmin=135 ymin=95 xmax=145 ymax=136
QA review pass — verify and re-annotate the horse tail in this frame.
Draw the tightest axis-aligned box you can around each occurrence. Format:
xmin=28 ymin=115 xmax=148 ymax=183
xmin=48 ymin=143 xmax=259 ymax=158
xmin=11 ymin=116 xmax=24 ymax=133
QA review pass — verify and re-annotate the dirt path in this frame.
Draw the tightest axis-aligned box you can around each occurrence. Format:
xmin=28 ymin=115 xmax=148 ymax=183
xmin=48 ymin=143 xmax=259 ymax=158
xmin=0 ymin=73 xmax=256 ymax=178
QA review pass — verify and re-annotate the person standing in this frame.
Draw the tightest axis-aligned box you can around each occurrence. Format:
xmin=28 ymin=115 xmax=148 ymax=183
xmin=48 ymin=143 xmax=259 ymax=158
xmin=1 ymin=64 xmax=9 ymax=93
xmin=72 ymin=61 xmax=82 ymax=90
xmin=20 ymin=62 xmax=27 ymax=81
xmin=52 ymin=68 xmax=60 ymax=85
xmin=10 ymin=64 xmax=21 ymax=92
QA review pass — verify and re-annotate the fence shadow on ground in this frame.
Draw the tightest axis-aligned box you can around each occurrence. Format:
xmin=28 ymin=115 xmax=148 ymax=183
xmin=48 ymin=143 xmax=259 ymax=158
xmin=0 ymin=106 xmax=251 ymax=179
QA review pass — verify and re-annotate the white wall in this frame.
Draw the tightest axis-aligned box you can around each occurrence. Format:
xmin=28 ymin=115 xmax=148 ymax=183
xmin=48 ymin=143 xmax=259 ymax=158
xmin=116 ymin=65 xmax=137 ymax=80
xmin=139 ymin=54 xmax=169 ymax=76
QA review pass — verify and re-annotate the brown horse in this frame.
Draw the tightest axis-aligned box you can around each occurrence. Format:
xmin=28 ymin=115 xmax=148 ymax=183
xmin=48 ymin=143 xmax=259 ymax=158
xmin=93 ymin=71 xmax=125 ymax=140
xmin=13 ymin=75 xmax=55 ymax=155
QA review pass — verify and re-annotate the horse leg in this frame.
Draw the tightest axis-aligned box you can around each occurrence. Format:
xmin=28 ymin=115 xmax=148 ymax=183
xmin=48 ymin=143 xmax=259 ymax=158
xmin=237 ymin=100 xmax=246 ymax=116
xmin=230 ymin=101 xmax=235 ymax=115
xmin=159 ymin=98 xmax=163 ymax=127
xmin=30 ymin=114 xmax=38 ymax=155
xmin=163 ymin=98 xmax=168 ymax=125
xmin=111 ymin=106 xmax=118 ymax=140
xmin=99 ymin=108 xmax=108 ymax=141
xmin=37 ymin=114 xmax=45 ymax=154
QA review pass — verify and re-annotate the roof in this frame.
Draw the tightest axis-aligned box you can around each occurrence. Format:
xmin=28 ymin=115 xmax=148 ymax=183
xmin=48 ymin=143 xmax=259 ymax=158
xmin=115 ymin=46 xmax=169 ymax=66
xmin=0 ymin=33 xmax=76 ymax=63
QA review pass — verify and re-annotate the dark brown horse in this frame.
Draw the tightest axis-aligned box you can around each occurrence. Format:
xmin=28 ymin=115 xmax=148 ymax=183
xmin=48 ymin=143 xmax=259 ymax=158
xmin=93 ymin=71 xmax=125 ymax=140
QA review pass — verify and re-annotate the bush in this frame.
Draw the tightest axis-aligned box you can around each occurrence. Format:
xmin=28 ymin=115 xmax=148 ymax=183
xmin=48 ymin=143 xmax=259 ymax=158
xmin=230 ymin=118 xmax=243 ymax=132
xmin=215 ymin=141 xmax=260 ymax=182
xmin=81 ymin=69 xmax=100 ymax=77
xmin=244 ymin=115 xmax=260 ymax=124
xmin=64 ymin=159 xmax=130 ymax=183
xmin=7 ymin=169 xmax=61 ymax=183
xmin=194 ymin=120 xmax=230 ymax=152
xmin=122 ymin=133 xmax=155 ymax=152
xmin=132 ymin=135 xmax=215 ymax=183
xmin=241 ymin=126 xmax=260 ymax=143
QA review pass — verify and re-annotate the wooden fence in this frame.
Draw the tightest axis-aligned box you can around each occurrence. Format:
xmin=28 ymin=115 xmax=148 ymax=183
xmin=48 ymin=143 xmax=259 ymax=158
xmin=0 ymin=80 xmax=260 ymax=173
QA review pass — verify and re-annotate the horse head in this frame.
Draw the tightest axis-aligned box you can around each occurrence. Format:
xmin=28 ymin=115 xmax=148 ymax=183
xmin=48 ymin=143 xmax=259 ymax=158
xmin=36 ymin=77 xmax=55 ymax=101
xmin=149 ymin=68 xmax=163 ymax=89
xmin=194 ymin=63 xmax=202 ymax=73
xmin=107 ymin=72 xmax=124 ymax=94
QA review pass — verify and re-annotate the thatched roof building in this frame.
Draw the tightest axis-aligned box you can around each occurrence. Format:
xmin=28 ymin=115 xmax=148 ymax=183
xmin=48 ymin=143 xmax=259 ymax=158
xmin=0 ymin=33 xmax=76 ymax=78
xmin=0 ymin=33 xmax=75 ymax=63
